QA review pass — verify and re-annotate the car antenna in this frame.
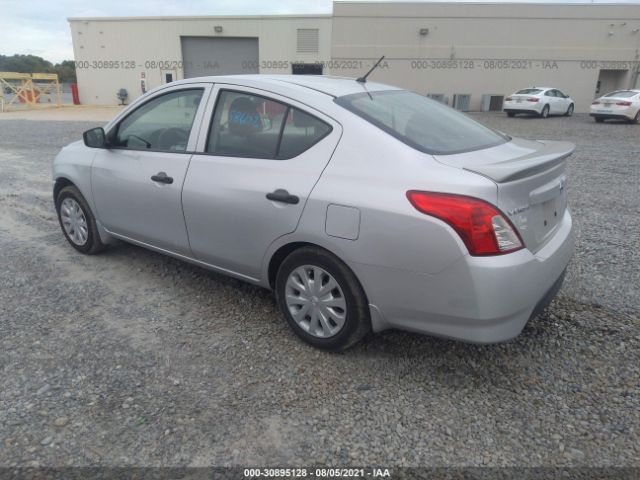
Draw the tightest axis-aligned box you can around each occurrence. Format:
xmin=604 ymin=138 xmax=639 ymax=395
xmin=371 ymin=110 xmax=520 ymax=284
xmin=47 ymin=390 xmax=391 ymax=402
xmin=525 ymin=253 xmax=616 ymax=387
xmin=356 ymin=56 xmax=385 ymax=83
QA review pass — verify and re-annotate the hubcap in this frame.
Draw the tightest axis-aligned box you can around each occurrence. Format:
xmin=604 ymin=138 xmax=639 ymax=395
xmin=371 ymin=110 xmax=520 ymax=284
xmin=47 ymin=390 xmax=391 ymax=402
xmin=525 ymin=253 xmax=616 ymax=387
xmin=285 ymin=265 xmax=347 ymax=338
xmin=60 ymin=198 xmax=88 ymax=246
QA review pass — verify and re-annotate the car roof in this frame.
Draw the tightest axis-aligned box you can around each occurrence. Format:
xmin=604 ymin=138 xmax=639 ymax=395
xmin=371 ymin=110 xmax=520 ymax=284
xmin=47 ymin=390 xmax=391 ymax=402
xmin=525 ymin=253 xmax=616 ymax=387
xmin=169 ymin=74 xmax=400 ymax=98
xmin=603 ymin=89 xmax=640 ymax=95
xmin=517 ymin=87 xmax=555 ymax=91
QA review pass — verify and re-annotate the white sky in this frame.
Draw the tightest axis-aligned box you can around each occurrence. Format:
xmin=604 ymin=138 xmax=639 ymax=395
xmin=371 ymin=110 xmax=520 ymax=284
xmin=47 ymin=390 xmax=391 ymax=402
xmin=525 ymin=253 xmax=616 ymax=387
xmin=1 ymin=0 xmax=639 ymax=63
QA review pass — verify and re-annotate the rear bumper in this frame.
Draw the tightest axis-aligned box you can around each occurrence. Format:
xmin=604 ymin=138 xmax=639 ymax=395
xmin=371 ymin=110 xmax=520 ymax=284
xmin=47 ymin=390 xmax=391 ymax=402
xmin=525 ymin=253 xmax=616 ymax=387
xmin=355 ymin=210 xmax=574 ymax=343
xmin=504 ymin=103 xmax=543 ymax=114
xmin=589 ymin=112 xmax=634 ymax=121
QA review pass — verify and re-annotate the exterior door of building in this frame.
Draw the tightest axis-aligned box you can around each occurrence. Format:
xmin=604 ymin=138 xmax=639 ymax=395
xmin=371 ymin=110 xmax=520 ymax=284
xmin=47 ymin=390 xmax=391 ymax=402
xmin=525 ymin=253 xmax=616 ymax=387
xmin=181 ymin=36 xmax=259 ymax=78
xmin=596 ymin=69 xmax=628 ymax=96
xmin=161 ymin=69 xmax=177 ymax=84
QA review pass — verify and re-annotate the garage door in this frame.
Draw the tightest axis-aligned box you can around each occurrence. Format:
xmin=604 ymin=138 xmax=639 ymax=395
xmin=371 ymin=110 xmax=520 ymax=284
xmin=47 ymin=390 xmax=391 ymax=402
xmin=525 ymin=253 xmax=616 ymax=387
xmin=181 ymin=37 xmax=259 ymax=78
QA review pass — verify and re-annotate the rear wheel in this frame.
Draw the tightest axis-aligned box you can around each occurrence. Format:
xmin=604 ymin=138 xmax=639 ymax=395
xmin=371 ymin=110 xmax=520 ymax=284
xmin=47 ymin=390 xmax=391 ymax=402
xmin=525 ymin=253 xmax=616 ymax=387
xmin=630 ymin=111 xmax=640 ymax=124
xmin=275 ymin=247 xmax=370 ymax=351
xmin=595 ymin=117 xmax=605 ymax=123
xmin=506 ymin=112 xmax=516 ymax=118
xmin=55 ymin=185 xmax=106 ymax=254
xmin=565 ymin=104 xmax=574 ymax=117
xmin=540 ymin=104 xmax=550 ymax=118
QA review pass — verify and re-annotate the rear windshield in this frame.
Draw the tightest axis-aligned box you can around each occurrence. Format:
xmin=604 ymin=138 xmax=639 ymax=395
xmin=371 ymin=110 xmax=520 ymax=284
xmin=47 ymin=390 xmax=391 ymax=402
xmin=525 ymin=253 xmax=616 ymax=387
xmin=516 ymin=89 xmax=543 ymax=95
xmin=335 ymin=90 xmax=508 ymax=155
xmin=604 ymin=90 xmax=638 ymax=98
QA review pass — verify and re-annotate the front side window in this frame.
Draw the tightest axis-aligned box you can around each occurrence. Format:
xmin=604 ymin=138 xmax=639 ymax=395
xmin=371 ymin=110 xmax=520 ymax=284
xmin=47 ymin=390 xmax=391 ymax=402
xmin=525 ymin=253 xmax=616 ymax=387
xmin=206 ymin=90 xmax=331 ymax=159
xmin=335 ymin=90 xmax=507 ymax=155
xmin=113 ymin=89 xmax=203 ymax=152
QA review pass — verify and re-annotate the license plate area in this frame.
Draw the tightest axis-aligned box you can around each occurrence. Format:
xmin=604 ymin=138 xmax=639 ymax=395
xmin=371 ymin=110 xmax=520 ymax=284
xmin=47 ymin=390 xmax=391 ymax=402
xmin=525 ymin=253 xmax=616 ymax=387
xmin=533 ymin=190 xmax=566 ymax=244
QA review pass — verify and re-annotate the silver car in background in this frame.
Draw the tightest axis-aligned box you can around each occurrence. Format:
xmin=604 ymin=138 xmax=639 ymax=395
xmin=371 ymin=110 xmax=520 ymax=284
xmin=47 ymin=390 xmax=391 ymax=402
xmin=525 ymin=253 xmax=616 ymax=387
xmin=53 ymin=75 xmax=574 ymax=350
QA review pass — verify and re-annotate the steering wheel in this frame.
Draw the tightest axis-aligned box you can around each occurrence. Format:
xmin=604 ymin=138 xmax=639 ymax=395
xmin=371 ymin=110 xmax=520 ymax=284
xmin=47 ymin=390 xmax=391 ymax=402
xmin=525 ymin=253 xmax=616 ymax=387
xmin=157 ymin=127 xmax=189 ymax=151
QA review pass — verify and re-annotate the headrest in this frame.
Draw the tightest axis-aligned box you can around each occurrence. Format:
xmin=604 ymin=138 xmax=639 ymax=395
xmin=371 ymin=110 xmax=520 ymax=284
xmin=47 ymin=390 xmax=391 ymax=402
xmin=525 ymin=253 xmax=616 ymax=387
xmin=228 ymin=97 xmax=261 ymax=136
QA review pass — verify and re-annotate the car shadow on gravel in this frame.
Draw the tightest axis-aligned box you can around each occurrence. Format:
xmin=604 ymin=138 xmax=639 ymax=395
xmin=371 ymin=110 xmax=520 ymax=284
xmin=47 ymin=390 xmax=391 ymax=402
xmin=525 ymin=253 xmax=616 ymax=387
xmin=98 ymin=239 xmax=569 ymax=373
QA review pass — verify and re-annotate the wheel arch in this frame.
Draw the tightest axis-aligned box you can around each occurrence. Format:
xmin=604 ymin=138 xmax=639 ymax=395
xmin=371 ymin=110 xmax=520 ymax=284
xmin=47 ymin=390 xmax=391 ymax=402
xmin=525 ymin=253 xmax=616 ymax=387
xmin=53 ymin=176 xmax=75 ymax=202
xmin=267 ymin=241 xmax=321 ymax=289
xmin=266 ymin=240 xmax=357 ymax=292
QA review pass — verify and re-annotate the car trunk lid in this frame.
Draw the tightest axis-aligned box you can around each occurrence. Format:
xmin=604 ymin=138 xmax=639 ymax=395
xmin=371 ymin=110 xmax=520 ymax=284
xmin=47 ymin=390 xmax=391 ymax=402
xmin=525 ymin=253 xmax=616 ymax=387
xmin=509 ymin=94 xmax=538 ymax=104
xmin=433 ymin=137 xmax=574 ymax=253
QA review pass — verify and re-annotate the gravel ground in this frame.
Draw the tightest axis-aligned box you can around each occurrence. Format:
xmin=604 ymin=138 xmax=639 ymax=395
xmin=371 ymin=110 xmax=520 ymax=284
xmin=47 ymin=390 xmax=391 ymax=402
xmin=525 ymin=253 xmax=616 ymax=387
xmin=0 ymin=113 xmax=638 ymax=468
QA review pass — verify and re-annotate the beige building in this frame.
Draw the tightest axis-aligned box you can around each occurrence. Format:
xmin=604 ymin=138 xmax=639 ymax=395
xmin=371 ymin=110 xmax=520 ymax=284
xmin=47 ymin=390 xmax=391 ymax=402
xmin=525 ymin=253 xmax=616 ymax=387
xmin=70 ymin=2 xmax=640 ymax=112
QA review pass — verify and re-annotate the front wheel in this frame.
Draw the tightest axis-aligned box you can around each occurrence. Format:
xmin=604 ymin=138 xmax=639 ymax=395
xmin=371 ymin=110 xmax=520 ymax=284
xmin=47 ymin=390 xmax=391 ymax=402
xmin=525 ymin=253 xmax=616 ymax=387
xmin=565 ymin=104 xmax=574 ymax=116
xmin=275 ymin=247 xmax=370 ymax=351
xmin=55 ymin=185 xmax=106 ymax=254
xmin=540 ymin=104 xmax=550 ymax=118
xmin=506 ymin=112 xmax=516 ymax=118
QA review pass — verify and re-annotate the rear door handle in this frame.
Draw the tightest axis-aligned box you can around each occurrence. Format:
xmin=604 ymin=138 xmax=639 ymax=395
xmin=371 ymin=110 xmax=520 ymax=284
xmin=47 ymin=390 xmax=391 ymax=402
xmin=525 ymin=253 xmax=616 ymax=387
xmin=151 ymin=172 xmax=173 ymax=184
xmin=266 ymin=189 xmax=299 ymax=205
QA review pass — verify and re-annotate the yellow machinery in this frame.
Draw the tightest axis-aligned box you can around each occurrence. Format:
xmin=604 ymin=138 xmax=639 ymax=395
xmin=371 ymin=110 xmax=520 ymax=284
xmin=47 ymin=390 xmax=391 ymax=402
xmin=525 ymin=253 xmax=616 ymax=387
xmin=0 ymin=72 xmax=61 ymax=111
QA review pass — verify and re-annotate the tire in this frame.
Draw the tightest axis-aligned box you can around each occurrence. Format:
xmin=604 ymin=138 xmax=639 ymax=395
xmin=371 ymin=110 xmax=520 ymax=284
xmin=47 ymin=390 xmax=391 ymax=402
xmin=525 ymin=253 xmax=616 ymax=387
xmin=507 ymin=112 xmax=516 ymax=118
xmin=630 ymin=111 xmax=640 ymax=124
xmin=565 ymin=104 xmax=574 ymax=117
xmin=540 ymin=104 xmax=550 ymax=118
xmin=55 ymin=185 xmax=106 ymax=255
xmin=595 ymin=117 xmax=605 ymax=123
xmin=275 ymin=246 xmax=370 ymax=351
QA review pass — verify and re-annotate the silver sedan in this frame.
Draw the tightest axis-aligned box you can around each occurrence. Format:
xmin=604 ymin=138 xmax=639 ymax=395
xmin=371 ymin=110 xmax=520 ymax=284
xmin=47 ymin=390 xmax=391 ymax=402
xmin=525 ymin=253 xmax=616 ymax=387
xmin=53 ymin=75 xmax=574 ymax=350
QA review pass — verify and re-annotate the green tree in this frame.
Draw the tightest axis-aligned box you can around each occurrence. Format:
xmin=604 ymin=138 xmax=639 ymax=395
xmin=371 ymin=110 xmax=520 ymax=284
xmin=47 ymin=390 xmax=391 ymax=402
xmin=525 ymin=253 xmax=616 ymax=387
xmin=0 ymin=54 xmax=76 ymax=83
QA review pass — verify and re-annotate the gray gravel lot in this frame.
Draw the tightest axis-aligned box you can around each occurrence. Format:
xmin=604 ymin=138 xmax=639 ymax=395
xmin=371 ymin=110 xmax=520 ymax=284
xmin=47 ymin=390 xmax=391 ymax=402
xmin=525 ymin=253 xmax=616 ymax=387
xmin=0 ymin=113 xmax=638 ymax=468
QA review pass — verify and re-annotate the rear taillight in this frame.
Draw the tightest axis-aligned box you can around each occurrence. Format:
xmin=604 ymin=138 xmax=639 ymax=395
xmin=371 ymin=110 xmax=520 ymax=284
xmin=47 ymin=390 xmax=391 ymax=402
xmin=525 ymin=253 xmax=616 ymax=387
xmin=406 ymin=191 xmax=524 ymax=256
xmin=505 ymin=97 xmax=513 ymax=101
xmin=616 ymin=101 xmax=632 ymax=106
xmin=592 ymin=101 xmax=601 ymax=105
xmin=527 ymin=98 xmax=539 ymax=103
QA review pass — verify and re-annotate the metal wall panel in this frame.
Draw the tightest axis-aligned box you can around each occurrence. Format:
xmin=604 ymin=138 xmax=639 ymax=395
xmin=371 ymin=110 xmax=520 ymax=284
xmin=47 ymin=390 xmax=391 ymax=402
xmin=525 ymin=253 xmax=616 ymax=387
xmin=181 ymin=36 xmax=259 ymax=78
xmin=453 ymin=94 xmax=471 ymax=111
xmin=297 ymin=29 xmax=320 ymax=53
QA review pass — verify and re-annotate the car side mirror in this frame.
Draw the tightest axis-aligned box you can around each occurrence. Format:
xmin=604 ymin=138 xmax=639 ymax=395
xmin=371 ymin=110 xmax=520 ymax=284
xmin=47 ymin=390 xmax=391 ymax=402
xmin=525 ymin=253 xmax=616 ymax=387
xmin=83 ymin=127 xmax=107 ymax=148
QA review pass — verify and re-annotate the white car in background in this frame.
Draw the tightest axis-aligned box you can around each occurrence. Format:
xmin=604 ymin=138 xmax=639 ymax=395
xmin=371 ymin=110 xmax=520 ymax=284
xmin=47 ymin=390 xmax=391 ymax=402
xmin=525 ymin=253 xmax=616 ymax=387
xmin=503 ymin=88 xmax=574 ymax=118
xmin=590 ymin=90 xmax=640 ymax=123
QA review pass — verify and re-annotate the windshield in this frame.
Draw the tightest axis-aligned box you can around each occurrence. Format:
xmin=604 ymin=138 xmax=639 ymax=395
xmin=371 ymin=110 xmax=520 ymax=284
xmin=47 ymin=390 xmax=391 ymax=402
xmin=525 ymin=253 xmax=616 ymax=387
xmin=604 ymin=91 xmax=638 ymax=98
xmin=335 ymin=90 xmax=508 ymax=155
xmin=516 ymin=89 xmax=543 ymax=95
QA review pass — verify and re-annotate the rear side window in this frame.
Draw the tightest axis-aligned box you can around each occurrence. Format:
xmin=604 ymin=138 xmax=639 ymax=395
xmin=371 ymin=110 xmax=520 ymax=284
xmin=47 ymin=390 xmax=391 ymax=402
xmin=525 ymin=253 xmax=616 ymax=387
xmin=206 ymin=90 xmax=331 ymax=159
xmin=207 ymin=90 xmax=287 ymax=158
xmin=335 ymin=90 xmax=507 ymax=155
xmin=278 ymin=109 xmax=332 ymax=159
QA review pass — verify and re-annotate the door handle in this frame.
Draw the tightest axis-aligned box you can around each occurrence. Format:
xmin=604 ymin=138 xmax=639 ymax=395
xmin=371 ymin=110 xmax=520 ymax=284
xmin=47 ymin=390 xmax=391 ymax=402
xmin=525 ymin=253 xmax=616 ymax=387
xmin=266 ymin=189 xmax=299 ymax=205
xmin=151 ymin=172 xmax=173 ymax=184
